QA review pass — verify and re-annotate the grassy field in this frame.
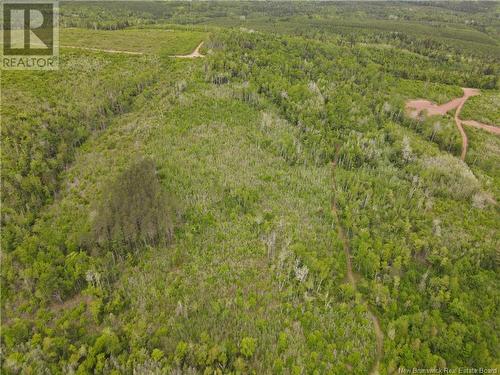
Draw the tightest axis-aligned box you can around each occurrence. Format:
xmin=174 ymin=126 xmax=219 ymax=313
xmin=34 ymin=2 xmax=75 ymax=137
xmin=61 ymin=28 xmax=207 ymax=55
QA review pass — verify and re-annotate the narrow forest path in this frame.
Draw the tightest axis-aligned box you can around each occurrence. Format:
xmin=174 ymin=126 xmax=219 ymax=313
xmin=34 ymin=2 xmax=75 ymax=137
xmin=406 ymin=88 xmax=500 ymax=161
xmin=331 ymin=148 xmax=384 ymax=374
xmin=171 ymin=41 xmax=205 ymax=58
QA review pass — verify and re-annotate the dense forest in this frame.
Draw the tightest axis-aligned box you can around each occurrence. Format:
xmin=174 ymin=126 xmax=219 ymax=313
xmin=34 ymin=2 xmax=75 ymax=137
xmin=1 ymin=1 xmax=499 ymax=374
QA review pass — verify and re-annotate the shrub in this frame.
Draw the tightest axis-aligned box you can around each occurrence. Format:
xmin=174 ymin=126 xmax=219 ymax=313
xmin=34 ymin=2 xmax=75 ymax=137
xmin=93 ymin=328 xmax=121 ymax=356
xmin=92 ymin=158 xmax=174 ymax=252
xmin=175 ymin=341 xmax=189 ymax=364
xmin=151 ymin=348 xmax=164 ymax=362
xmin=240 ymin=337 xmax=256 ymax=358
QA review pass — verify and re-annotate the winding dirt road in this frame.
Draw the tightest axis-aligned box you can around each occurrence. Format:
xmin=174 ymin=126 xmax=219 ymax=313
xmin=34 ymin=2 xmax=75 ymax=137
xmin=331 ymin=148 xmax=384 ymax=374
xmin=454 ymin=88 xmax=479 ymax=160
xmin=406 ymin=88 xmax=499 ymax=160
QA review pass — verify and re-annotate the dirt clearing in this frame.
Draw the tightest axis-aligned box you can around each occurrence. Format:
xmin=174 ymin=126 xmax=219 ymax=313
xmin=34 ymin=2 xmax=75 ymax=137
xmin=406 ymin=88 xmax=499 ymax=160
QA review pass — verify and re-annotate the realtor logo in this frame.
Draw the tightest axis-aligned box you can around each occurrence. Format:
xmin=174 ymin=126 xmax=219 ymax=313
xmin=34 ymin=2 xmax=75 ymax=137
xmin=2 ymin=0 xmax=59 ymax=69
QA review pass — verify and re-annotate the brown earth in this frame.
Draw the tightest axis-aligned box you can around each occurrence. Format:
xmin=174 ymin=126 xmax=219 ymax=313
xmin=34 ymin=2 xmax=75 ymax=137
xmin=406 ymin=88 xmax=499 ymax=160
xmin=461 ymin=120 xmax=500 ymax=135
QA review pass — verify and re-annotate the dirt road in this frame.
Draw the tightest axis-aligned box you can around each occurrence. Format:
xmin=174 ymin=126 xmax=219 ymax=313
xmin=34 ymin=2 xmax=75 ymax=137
xmin=406 ymin=88 xmax=500 ymax=160
xmin=331 ymin=148 xmax=384 ymax=374
xmin=454 ymin=88 xmax=480 ymax=160
xmin=172 ymin=41 xmax=205 ymax=58
xmin=461 ymin=120 xmax=500 ymax=135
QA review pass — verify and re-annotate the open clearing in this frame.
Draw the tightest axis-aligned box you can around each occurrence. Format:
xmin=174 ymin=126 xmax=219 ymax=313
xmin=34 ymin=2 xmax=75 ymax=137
xmin=172 ymin=41 xmax=205 ymax=58
xmin=405 ymin=88 xmax=480 ymax=118
xmin=61 ymin=45 xmax=144 ymax=55
xmin=57 ymin=41 xmax=205 ymax=58
xmin=406 ymin=88 xmax=500 ymax=160
xmin=61 ymin=28 xmax=207 ymax=55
